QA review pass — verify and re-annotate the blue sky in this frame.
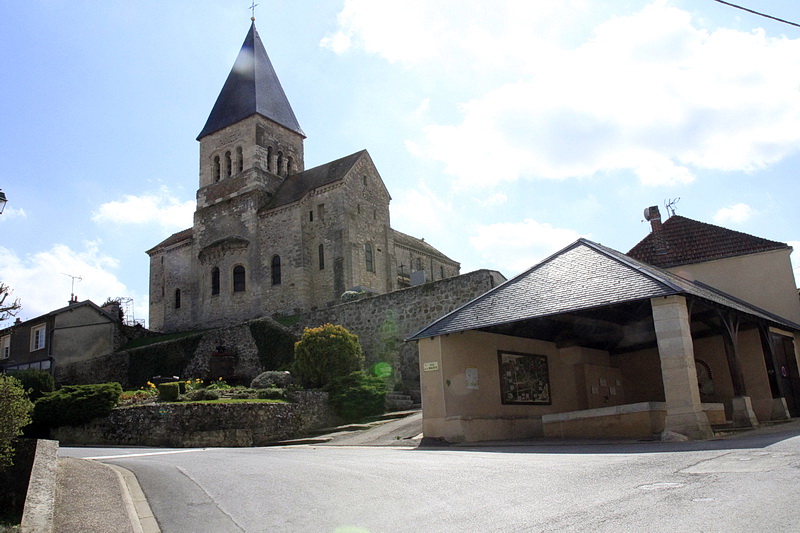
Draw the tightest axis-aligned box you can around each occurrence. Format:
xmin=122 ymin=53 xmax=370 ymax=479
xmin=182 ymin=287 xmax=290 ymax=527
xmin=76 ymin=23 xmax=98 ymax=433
xmin=2 ymin=0 xmax=799 ymax=327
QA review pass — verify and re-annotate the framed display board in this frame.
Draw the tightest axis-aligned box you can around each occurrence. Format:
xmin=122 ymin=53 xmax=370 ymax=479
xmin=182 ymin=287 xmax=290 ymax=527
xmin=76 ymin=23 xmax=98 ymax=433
xmin=498 ymin=351 xmax=551 ymax=405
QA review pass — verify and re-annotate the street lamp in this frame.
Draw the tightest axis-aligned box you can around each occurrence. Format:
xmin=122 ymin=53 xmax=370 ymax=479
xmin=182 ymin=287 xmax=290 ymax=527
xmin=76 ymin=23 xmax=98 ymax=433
xmin=0 ymin=190 xmax=6 ymax=215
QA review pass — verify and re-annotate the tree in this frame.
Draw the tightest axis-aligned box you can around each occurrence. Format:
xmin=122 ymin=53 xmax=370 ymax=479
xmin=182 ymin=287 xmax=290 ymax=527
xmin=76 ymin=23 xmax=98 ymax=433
xmin=293 ymin=324 xmax=364 ymax=388
xmin=0 ymin=282 xmax=21 ymax=322
xmin=0 ymin=375 xmax=33 ymax=468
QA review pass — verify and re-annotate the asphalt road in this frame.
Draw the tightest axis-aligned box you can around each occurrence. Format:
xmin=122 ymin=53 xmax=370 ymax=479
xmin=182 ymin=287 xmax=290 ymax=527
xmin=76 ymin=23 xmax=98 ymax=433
xmin=62 ymin=419 xmax=800 ymax=533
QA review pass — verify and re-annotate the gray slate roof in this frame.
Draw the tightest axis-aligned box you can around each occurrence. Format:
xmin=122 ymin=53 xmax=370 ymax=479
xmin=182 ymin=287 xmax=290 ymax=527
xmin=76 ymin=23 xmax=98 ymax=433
xmin=392 ymin=229 xmax=459 ymax=266
xmin=409 ymin=238 xmax=800 ymax=340
xmin=265 ymin=150 xmax=366 ymax=210
xmin=197 ymin=22 xmax=304 ymax=140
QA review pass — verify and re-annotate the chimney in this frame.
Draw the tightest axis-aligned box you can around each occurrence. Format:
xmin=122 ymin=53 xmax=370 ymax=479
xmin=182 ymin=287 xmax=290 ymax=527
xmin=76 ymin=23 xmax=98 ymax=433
xmin=643 ymin=206 xmax=667 ymax=254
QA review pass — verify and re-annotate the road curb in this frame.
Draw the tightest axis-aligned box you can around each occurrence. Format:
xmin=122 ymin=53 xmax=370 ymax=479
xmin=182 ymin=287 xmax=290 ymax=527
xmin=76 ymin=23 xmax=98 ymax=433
xmin=107 ymin=464 xmax=161 ymax=533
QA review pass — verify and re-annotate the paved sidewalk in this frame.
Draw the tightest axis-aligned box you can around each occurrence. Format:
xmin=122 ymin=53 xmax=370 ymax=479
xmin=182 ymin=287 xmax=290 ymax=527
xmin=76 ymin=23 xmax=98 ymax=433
xmin=54 ymin=457 xmax=156 ymax=533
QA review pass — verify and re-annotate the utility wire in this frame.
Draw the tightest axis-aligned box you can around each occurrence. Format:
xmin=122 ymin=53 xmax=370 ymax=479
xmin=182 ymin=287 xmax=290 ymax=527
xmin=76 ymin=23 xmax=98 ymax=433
xmin=711 ymin=0 xmax=800 ymax=29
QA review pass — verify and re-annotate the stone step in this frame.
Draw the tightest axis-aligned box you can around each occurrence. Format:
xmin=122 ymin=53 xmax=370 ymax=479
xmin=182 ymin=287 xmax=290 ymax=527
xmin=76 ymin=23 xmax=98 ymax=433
xmin=385 ymin=393 xmax=414 ymax=411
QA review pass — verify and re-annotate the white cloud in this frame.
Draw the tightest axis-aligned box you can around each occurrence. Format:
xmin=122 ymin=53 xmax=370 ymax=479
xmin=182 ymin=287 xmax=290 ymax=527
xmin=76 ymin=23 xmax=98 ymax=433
xmin=470 ymin=219 xmax=585 ymax=275
xmin=92 ymin=187 xmax=193 ymax=231
xmin=0 ymin=242 xmax=144 ymax=327
xmin=332 ymin=1 xmax=800 ymax=189
xmin=0 ymin=206 xmax=27 ymax=220
xmin=390 ymin=183 xmax=454 ymax=236
xmin=713 ymin=203 xmax=754 ymax=224
xmin=475 ymin=193 xmax=508 ymax=208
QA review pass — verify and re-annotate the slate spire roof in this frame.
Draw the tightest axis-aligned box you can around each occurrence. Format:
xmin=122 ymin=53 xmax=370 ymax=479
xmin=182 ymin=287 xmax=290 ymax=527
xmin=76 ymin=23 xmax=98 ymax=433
xmin=409 ymin=238 xmax=800 ymax=341
xmin=627 ymin=215 xmax=789 ymax=268
xmin=197 ymin=21 xmax=304 ymax=140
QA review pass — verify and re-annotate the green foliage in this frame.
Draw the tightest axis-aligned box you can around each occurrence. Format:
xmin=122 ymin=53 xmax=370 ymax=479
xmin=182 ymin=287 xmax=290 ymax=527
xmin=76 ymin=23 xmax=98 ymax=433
xmin=248 ymin=320 xmax=296 ymax=370
xmin=8 ymin=369 xmax=55 ymax=402
xmin=183 ymin=389 xmax=219 ymax=401
xmin=33 ymin=382 xmax=122 ymax=430
xmin=157 ymin=382 xmax=181 ymax=402
xmin=206 ymin=378 xmax=232 ymax=390
xmin=256 ymin=388 xmax=285 ymax=400
xmin=127 ymin=333 xmax=204 ymax=387
xmin=325 ymin=371 xmax=387 ymax=422
xmin=250 ymin=371 xmax=293 ymax=389
xmin=0 ymin=375 xmax=33 ymax=468
xmin=293 ymin=324 xmax=364 ymax=389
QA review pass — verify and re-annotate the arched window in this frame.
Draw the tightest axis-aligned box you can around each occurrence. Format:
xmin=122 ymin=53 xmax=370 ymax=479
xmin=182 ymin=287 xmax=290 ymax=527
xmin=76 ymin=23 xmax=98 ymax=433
xmin=440 ymin=266 xmax=445 ymax=279
xmin=415 ymin=258 xmax=422 ymax=271
xmin=318 ymin=244 xmax=325 ymax=270
xmin=365 ymin=243 xmax=374 ymax=273
xmin=211 ymin=267 xmax=220 ymax=295
xmin=271 ymin=255 xmax=281 ymax=286
xmin=277 ymin=151 xmax=284 ymax=175
xmin=225 ymin=151 xmax=232 ymax=178
xmin=213 ymin=156 xmax=221 ymax=182
xmin=287 ymin=156 xmax=293 ymax=174
xmin=267 ymin=146 xmax=273 ymax=172
xmin=233 ymin=265 xmax=246 ymax=292
xmin=174 ymin=289 xmax=181 ymax=309
xmin=236 ymin=146 xmax=243 ymax=173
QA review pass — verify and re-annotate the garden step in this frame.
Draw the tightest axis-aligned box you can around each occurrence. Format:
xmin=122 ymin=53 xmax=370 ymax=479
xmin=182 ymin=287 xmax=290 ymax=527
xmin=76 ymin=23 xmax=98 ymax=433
xmin=385 ymin=393 xmax=414 ymax=411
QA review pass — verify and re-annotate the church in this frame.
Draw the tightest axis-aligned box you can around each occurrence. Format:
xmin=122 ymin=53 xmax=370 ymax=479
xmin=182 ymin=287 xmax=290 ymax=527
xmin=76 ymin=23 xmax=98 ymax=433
xmin=147 ymin=22 xmax=460 ymax=333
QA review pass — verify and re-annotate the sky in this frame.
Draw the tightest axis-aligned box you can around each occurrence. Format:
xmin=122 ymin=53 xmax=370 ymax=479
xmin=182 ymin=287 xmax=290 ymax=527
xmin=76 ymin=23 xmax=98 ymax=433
xmin=2 ymin=0 xmax=800 ymax=328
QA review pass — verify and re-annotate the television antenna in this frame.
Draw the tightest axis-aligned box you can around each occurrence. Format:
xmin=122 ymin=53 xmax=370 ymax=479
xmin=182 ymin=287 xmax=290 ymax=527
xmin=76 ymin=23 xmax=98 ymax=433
xmin=62 ymin=273 xmax=82 ymax=302
xmin=664 ymin=197 xmax=680 ymax=217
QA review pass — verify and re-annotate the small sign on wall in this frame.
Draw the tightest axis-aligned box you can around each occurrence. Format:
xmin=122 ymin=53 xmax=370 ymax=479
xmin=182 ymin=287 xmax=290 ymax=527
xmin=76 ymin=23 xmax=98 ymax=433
xmin=423 ymin=361 xmax=439 ymax=372
xmin=466 ymin=367 xmax=479 ymax=389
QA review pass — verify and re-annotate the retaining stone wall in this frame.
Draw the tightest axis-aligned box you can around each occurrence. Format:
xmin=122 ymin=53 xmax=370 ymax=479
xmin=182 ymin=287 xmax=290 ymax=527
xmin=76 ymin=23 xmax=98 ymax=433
xmin=52 ymin=391 xmax=334 ymax=447
xmin=293 ymin=269 xmax=504 ymax=394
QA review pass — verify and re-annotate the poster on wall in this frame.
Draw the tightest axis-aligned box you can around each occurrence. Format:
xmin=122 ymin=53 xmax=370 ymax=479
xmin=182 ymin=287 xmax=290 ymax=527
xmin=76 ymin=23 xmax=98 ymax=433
xmin=498 ymin=351 xmax=551 ymax=405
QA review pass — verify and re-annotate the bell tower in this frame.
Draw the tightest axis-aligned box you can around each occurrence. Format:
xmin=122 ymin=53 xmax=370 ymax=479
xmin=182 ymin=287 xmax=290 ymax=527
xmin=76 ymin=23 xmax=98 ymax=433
xmin=195 ymin=20 xmax=305 ymax=202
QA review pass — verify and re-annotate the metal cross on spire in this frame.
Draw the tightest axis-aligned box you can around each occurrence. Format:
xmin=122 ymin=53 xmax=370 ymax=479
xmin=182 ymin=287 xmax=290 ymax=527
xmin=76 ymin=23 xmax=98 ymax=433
xmin=250 ymin=1 xmax=259 ymax=21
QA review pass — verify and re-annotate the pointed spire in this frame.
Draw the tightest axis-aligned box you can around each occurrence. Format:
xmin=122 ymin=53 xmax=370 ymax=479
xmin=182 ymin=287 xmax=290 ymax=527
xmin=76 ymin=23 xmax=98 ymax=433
xmin=197 ymin=21 xmax=304 ymax=140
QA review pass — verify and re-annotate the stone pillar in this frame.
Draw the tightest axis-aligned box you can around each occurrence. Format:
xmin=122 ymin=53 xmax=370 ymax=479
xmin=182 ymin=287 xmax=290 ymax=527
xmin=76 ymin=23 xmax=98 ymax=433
xmin=651 ymin=295 xmax=713 ymax=439
xmin=270 ymin=153 xmax=278 ymax=174
xmin=729 ymin=396 xmax=759 ymax=427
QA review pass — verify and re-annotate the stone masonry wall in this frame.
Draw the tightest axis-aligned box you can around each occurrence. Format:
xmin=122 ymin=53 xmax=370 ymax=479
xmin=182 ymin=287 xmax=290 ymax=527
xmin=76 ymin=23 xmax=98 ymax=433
xmin=53 ymin=391 xmax=333 ymax=447
xmin=293 ymin=269 xmax=505 ymax=397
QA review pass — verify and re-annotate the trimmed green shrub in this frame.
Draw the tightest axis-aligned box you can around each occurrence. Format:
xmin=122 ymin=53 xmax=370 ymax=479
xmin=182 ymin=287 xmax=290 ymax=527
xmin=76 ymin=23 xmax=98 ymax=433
xmin=184 ymin=389 xmax=220 ymax=401
xmin=251 ymin=371 xmax=293 ymax=389
xmin=33 ymin=382 xmax=122 ymax=430
xmin=157 ymin=382 xmax=181 ymax=402
xmin=8 ymin=369 xmax=55 ymax=402
xmin=293 ymin=324 xmax=364 ymax=389
xmin=256 ymin=388 xmax=285 ymax=400
xmin=325 ymin=371 xmax=387 ymax=422
xmin=0 ymin=375 xmax=33 ymax=468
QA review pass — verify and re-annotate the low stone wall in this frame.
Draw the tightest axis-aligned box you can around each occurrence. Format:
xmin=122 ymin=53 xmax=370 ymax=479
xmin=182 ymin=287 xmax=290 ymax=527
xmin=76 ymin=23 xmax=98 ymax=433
xmin=52 ymin=392 xmax=334 ymax=447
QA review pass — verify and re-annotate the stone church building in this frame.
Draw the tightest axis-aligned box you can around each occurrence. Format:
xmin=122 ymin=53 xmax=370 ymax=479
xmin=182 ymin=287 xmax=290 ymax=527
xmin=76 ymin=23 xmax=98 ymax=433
xmin=147 ymin=22 xmax=460 ymax=333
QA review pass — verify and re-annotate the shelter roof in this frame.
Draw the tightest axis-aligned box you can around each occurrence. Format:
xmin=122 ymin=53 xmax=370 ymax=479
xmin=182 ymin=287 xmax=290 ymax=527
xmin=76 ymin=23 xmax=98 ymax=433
xmin=627 ymin=215 xmax=788 ymax=268
xmin=409 ymin=238 xmax=800 ymax=340
xmin=197 ymin=22 xmax=304 ymax=140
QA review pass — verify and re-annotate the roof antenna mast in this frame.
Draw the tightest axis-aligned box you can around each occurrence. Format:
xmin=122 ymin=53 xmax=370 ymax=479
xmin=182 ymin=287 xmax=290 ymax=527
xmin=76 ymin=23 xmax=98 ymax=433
xmin=664 ymin=197 xmax=680 ymax=217
xmin=62 ymin=273 xmax=82 ymax=303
